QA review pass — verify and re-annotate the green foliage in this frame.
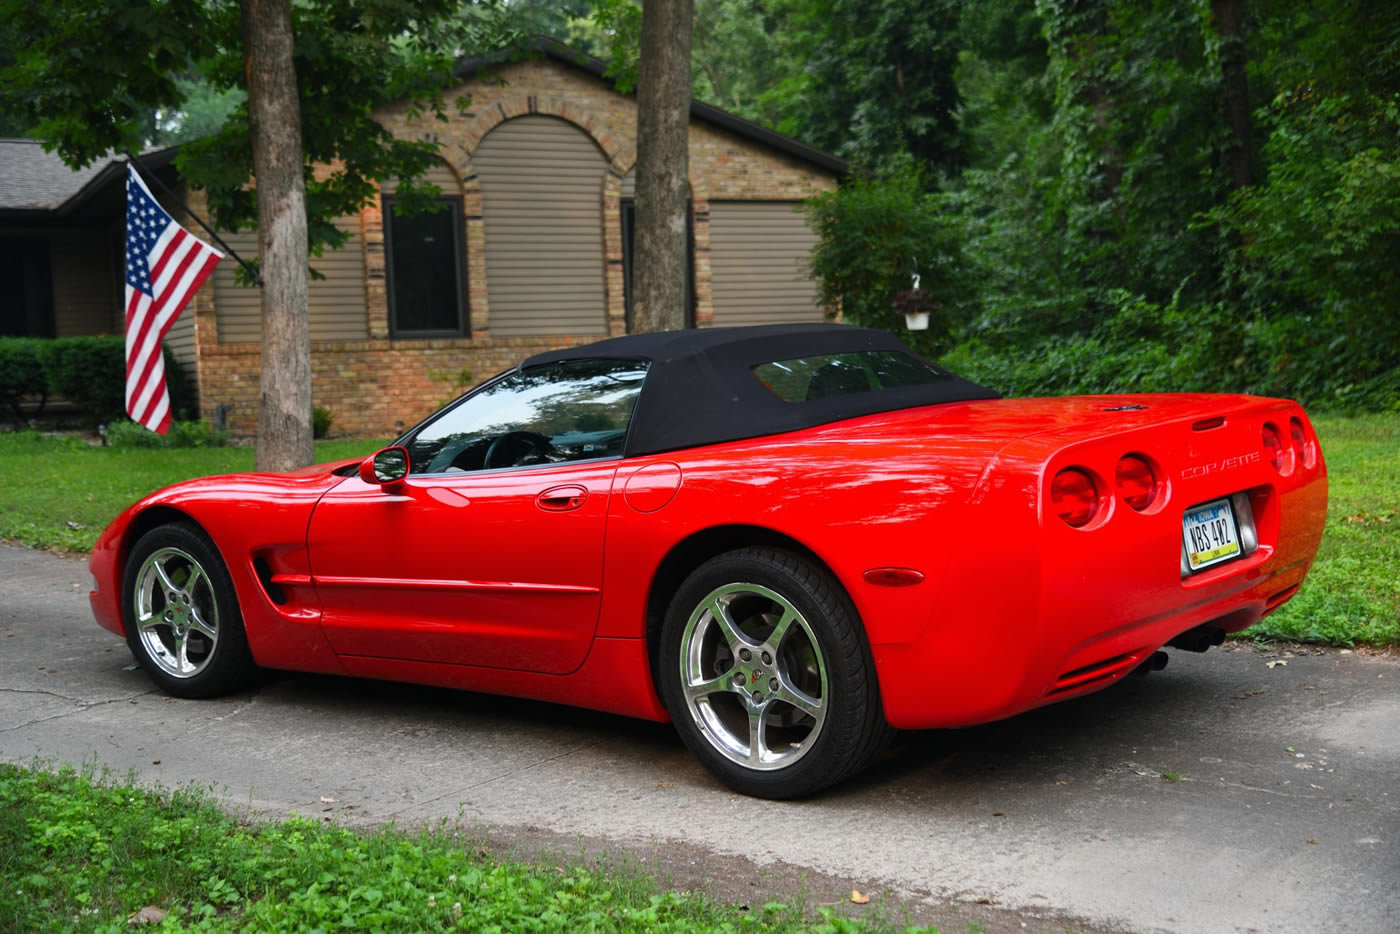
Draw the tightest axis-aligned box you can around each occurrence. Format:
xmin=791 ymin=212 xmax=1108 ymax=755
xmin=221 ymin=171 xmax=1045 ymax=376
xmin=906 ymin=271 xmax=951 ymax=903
xmin=516 ymin=0 xmax=784 ymax=124
xmin=0 ymin=0 xmax=527 ymax=257
xmin=941 ymin=289 xmax=1400 ymax=412
xmin=312 ymin=405 xmax=335 ymax=440
xmin=691 ymin=0 xmax=786 ymax=120
xmin=764 ymin=0 xmax=965 ymax=174
xmin=1208 ymin=91 xmax=1400 ymax=404
xmin=802 ymin=169 xmax=968 ymax=355
xmin=154 ymin=74 xmax=245 ymax=146
xmin=953 ymin=0 xmax=1052 ymax=173
xmin=904 ymin=0 xmax=1398 ymax=411
xmin=31 ymin=336 xmax=194 ymax=427
xmin=0 ymin=337 xmax=50 ymax=420
xmin=107 ymin=419 xmax=230 ymax=449
xmin=0 ymin=762 xmax=936 ymax=933
xmin=37 ymin=337 xmax=133 ymax=426
xmin=580 ymin=0 xmax=643 ymax=92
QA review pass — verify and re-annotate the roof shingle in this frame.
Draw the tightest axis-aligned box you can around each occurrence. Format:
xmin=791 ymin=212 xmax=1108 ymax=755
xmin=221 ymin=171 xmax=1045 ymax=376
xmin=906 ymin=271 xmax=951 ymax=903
xmin=0 ymin=140 xmax=115 ymax=210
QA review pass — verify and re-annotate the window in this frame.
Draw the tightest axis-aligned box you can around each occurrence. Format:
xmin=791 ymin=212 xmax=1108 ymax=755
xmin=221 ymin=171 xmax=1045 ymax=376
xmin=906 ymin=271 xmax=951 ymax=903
xmin=621 ymin=199 xmax=695 ymax=331
xmin=404 ymin=359 xmax=649 ymax=474
xmin=753 ymin=351 xmax=952 ymax=403
xmin=383 ymin=196 xmax=468 ymax=337
xmin=0 ymin=239 xmax=54 ymax=337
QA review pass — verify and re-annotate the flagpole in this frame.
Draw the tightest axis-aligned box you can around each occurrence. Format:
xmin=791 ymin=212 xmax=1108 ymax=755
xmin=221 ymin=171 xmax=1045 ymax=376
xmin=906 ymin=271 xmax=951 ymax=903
xmin=124 ymin=151 xmax=263 ymax=287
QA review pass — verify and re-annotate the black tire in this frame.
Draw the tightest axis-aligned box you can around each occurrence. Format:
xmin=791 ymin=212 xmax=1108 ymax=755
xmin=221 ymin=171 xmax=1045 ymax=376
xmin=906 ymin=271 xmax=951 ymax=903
xmin=659 ymin=547 xmax=892 ymax=799
xmin=122 ymin=521 xmax=257 ymax=698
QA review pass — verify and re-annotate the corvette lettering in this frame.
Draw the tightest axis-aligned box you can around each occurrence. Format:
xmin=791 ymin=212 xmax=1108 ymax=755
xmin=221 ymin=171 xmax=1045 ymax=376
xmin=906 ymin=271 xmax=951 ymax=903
xmin=1181 ymin=450 xmax=1260 ymax=480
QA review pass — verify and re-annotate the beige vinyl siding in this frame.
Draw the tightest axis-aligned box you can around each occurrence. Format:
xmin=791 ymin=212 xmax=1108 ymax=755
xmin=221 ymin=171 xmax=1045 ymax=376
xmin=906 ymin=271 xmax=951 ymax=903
xmin=473 ymin=115 xmax=608 ymax=337
xmin=708 ymin=201 xmax=823 ymax=326
xmin=212 ymin=214 xmax=367 ymax=343
xmin=210 ymin=229 xmax=258 ymax=342
xmin=50 ymin=231 xmax=119 ymax=336
xmin=620 ymin=169 xmax=634 ymax=199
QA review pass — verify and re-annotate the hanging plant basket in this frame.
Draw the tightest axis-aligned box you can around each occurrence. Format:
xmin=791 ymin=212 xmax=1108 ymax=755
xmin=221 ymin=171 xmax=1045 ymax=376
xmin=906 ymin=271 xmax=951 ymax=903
xmin=892 ymin=288 xmax=938 ymax=331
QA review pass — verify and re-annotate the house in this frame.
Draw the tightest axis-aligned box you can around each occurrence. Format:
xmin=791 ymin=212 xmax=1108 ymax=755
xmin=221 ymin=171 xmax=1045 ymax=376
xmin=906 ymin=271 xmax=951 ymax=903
xmin=0 ymin=39 xmax=845 ymax=437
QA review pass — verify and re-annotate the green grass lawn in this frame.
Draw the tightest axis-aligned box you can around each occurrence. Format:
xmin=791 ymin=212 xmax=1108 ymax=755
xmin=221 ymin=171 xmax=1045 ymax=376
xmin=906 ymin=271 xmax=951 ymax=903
xmin=0 ymin=762 xmax=922 ymax=934
xmin=1246 ymin=414 xmax=1400 ymax=646
xmin=0 ymin=415 xmax=1395 ymax=646
xmin=0 ymin=434 xmax=384 ymax=553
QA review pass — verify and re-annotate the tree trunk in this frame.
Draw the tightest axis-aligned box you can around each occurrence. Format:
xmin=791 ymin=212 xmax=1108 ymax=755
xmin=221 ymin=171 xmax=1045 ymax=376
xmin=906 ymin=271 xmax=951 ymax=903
xmin=631 ymin=0 xmax=694 ymax=334
xmin=1212 ymin=0 xmax=1253 ymax=189
xmin=243 ymin=0 xmax=312 ymax=471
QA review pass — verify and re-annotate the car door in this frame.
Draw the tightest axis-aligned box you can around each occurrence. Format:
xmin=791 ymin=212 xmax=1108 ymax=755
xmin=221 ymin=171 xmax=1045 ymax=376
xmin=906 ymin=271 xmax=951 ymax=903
xmin=306 ymin=358 xmax=648 ymax=675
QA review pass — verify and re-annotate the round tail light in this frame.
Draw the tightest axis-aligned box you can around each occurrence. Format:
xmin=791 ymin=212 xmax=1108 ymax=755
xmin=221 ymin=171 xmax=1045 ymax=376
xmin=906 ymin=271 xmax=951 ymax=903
xmin=1262 ymin=423 xmax=1286 ymax=473
xmin=1289 ymin=417 xmax=1313 ymax=468
xmin=1115 ymin=454 xmax=1158 ymax=511
xmin=1051 ymin=468 xmax=1099 ymax=528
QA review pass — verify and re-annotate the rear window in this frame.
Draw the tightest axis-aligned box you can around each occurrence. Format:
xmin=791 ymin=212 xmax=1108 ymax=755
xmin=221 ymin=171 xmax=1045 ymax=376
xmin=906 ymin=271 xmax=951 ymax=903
xmin=752 ymin=351 xmax=951 ymax=403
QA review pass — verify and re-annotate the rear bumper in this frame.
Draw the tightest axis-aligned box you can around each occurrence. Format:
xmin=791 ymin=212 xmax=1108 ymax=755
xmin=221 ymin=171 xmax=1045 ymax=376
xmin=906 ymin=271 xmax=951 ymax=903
xmin=873 ymin=547 xmax=1313 ymax=730
xmin=870 ymin=405 xmax=1328 ymax=731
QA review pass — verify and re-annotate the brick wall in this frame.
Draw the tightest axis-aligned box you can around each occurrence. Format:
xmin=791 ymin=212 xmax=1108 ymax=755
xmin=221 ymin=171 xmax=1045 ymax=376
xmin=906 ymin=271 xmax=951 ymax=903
xmin=191 ymin=57 xmax=839 ymax=439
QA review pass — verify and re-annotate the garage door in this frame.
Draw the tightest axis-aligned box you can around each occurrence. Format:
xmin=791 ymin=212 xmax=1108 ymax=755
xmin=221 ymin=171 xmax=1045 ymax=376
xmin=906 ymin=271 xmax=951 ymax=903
xmin=708 ymin=201 xmax=823 ymax=326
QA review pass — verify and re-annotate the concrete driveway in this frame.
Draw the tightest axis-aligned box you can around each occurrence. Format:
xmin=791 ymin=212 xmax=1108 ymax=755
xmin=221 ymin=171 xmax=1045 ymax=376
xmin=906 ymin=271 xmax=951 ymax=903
xmin=2 ymin=543 xmax=1396 ymax=934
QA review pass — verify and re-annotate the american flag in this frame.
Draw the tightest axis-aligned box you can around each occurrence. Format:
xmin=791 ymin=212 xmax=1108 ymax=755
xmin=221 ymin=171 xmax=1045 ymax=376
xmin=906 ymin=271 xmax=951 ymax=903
xmin=124 ymin=164 xmax=223 ymax=434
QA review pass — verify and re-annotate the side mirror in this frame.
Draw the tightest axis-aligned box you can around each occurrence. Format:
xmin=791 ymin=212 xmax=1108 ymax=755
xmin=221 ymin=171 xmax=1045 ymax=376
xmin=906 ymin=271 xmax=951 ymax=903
xmin=359 ymin=446 xmax=409 ymax=488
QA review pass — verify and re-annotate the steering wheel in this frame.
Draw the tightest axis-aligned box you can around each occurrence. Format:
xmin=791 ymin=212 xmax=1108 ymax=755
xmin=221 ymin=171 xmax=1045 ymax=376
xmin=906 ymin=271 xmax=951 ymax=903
xmin=483 ymin=431 xmax=556 ymax=469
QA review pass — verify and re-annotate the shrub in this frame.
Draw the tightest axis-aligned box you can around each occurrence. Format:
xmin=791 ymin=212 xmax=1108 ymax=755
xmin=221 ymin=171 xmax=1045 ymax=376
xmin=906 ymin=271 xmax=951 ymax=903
xmin=35 ymin=336 xmax=195 ymax=426
xmin=107 ymin=418 xmax=229 ymax=448
xmin=802 ymin=167 xmax=972 ymax=357
xmin=312 ymin=405 xmax=334 ymax=439
xmin=0 ymin=337 xmax=49 ymax=421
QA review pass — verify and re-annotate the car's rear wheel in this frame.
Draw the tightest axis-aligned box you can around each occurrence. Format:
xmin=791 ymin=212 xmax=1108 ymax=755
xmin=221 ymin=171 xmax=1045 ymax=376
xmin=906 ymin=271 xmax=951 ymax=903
xmin=659 ymin=548 xmax=891 ymax=798
xmin=122 ymin=522 xmax=256 ymax=698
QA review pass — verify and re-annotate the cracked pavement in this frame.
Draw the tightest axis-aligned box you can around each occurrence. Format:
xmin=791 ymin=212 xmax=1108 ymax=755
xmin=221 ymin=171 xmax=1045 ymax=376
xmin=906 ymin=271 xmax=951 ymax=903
xmin=2 ymin=543 xmax=1398 ymax=933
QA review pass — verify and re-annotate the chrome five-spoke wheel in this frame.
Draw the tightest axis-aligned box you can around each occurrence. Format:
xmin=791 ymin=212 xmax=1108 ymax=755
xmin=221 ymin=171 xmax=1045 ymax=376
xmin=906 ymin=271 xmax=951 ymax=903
xmin=133 ymin=546 xmax=220 ymax=679
xmin=122 ymin=522 xmax=256 ymax=698
xmin=661 ymin=547 xmax=892 ymax=799
xmin=680 ymin=582 xmax=828 ymax=770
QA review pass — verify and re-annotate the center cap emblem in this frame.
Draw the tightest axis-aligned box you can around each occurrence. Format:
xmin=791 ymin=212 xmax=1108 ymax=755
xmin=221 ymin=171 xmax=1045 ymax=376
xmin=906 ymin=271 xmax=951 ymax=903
xmin=750 ymin=670 xmax=761 ymax=684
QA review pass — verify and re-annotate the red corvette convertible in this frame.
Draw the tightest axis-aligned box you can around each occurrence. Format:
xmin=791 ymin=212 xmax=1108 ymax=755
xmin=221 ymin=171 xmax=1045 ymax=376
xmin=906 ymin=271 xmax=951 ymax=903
xmin=89 ymin=324 xmax=1328 ymax=798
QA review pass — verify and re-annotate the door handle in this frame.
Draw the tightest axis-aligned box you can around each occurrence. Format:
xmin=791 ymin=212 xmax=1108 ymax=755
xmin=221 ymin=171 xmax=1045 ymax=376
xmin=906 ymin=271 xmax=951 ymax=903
xmin=536 ymin=484 xmax=588 ymax=512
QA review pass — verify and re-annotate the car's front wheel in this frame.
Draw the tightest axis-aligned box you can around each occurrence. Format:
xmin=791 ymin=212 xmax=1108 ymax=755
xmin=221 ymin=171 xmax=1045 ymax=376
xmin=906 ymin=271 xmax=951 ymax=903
xmin=122 ymin=522 xmax=256 ymax=698
xmin=659 ymin=548 xmax=891 ymax=798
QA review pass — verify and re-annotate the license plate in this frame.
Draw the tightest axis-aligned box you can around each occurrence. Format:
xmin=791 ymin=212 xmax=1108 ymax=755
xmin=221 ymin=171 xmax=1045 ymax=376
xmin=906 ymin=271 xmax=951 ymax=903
xmin=1182 ymin=498 xmax=1242 ymax=571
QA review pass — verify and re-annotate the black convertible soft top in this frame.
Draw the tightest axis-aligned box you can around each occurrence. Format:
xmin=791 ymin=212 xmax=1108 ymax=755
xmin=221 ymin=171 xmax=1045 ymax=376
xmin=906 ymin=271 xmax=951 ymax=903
xmin=521 ymin=323 xmax=999 ymax=457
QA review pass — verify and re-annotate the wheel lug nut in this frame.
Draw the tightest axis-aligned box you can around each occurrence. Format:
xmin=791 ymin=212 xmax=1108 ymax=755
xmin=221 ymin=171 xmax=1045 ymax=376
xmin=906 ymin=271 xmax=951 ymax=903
xmin=739 ymin=649 xmax=752 ymax=662
xmin=752 ymin=691 xmax=763 ymax=703
xmin=762 ymin=652 xmax=772 ymax=665
xmin=733 ymin=672 xmax=746 ymax=686
xmin=769 ymin=677 xmax=779 ymax=691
